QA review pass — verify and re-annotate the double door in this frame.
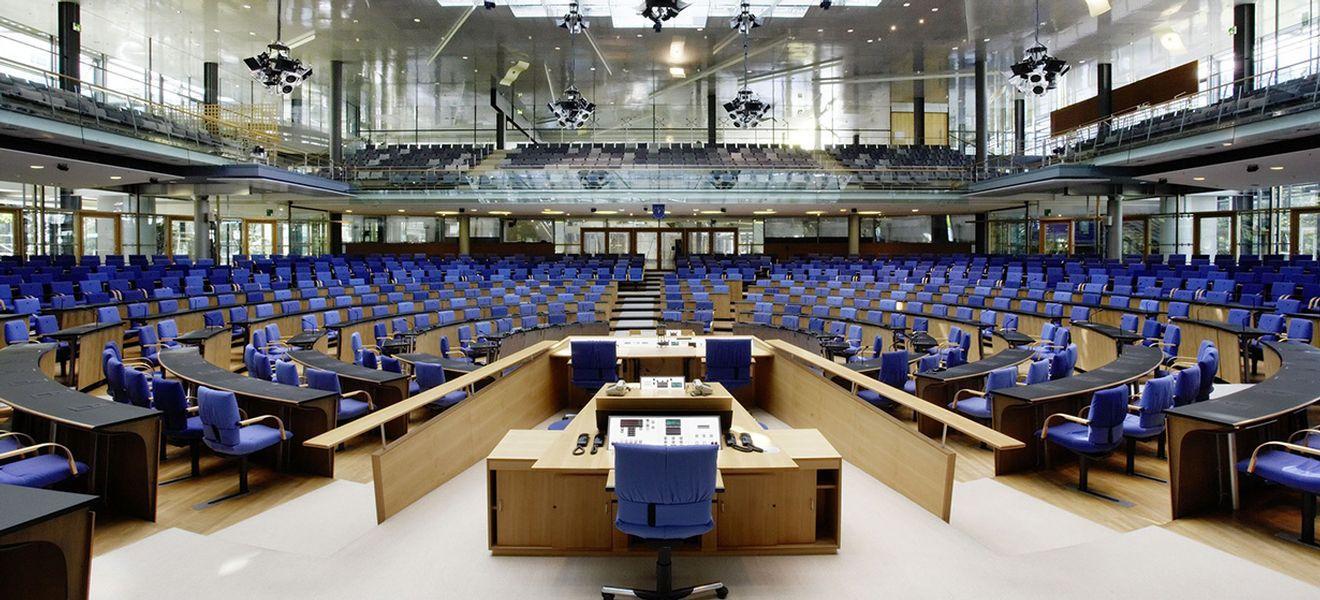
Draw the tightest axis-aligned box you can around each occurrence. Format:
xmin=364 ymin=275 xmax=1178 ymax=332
xmin=580 ymin=227 xmax=738 ymax=270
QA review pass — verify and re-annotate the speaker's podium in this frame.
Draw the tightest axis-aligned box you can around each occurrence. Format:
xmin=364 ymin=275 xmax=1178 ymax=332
xmin=486 ymin=381 xmax=842 ymax=555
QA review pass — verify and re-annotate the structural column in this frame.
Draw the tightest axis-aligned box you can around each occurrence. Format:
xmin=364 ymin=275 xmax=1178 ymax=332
xmin=847 ymin=214 xmax=860 ymax=255
xmin=707 ymin=80 xmax=717 ymax=145
xmin=974 ymin=40 xmax=987 ymax=165
xmin=1233 ymin=3 xmax=1256 ymax=96
xmin=1013 ymin=98 xmax=1026 ymax=155
xmin=329 ymin=211 xmax=344 ymax=255
xmin=1097 ymin=63 xmax=1113 ymax=141
xmin=57 ymin=1 xmax=80 ymax=92
xmin=330 ymin=60 xmax=344 ymax=167
xmin=457 ymin=215 xmax=471 ymax=255
xmin=193 ymin=196 xmax=212 ymax=260
xmin=1106 ymin=192 xmax=1123 ymax=260
xmin=912 ymin=44 xmax=925 ymax=146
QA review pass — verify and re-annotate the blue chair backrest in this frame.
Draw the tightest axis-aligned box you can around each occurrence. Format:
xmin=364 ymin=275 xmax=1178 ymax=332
xmin=274 ymin=361 xmax=300 ymax=386
xmin=124 ymin=367 xmax=152 ymax=408
xmin=1287 ymin=318 xmax=1313 ymax=343
xmin=198 ymin=386 xmax=243 ymax=449
xmin=415 ymin=362 xmax=447 ymax=392
xmin=305 ymin=368 xmax=342 ymax=394
xmin=1086 ymin=386 xmax=1129 ymax=446
xmin=705 ymin=339 xmax=752 ymax=386
xmin=985 ymin=367 xmax=1017 ymax=395
xmin=1136 ymin=375 xmax=1176 ymax=429
xmin=571 ymin=340 xmax=617 ymax=387
xmin=878 ymin=350 xmax=909 ymax=389
xmin=1173 ymin=365 xmax=1201 ymax=407
xmin=1025 ymin=359 xmax=1051 ymax=385
xmin=158 ymin=319 xmax=179 ymax=340
xmin=1120 ymin=313 xmax=1139 ymax=331
xmin=97 ymin=306 xmax=121 ymax=324
xmin=612 ymin=444 xmax=717 ymax=539
xmin=1161 ymin=324 xmax=1182 ymax=359
xmin=152 ymin=377 xmax=191 ymax=434
xmin=1226 ymin=309 xmax=1250 ymax=327
xmin=3 ymin=320 xmax=26 ymax=344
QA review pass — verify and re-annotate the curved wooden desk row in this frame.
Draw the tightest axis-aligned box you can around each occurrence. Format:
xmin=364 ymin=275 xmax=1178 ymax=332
xmin=0 ymin=343 xmax=160 ymax=520
xmin=1165 ymin=340 xmax=1320 ymax=518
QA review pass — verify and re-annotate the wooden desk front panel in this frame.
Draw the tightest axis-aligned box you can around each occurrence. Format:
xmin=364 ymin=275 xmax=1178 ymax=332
xmin=201 ymin=331 xmax=233 ymax=370
xmin=0 ymin=507 xmax=94 ymax=600
xmin=1073 ymin=325 xmax=1119 ymax=372
xmin=73 ymin=324 xmax=124 ymax=391
xmin=1177 ymin=320 xmax=1248 ymax=383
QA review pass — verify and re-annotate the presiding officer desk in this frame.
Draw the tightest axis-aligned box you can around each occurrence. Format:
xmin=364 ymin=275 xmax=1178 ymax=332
xmin=488 ymin=382 xmax=842 ymax=555
xmin=1166 ymin=340 xmax=1320 ymax=517
xmin=0 ymin=343 xmax=160 ymax=520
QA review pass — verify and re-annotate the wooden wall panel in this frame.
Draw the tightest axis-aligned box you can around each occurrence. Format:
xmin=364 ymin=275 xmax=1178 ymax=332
xmin=759 ymin=347 xmax=957 ymax=521
xmin=1050 ymin=61 xmax=1199 ymax=135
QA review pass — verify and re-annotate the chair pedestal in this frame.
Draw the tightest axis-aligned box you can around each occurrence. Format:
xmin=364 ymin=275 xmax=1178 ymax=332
xmin=602 ymin=546 xmax=727 ymax=600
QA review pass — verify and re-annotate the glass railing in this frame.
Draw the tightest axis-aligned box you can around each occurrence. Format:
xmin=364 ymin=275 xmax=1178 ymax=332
xmin=0 ymin=56 xmax=326 ymax=171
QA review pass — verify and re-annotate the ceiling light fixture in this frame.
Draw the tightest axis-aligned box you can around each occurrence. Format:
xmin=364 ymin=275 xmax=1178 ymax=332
xmin=243 ymin=0 xmax=312 ymax=96
xmin=1192 ymin=176 xmax=1206 ymax=181
xmin=1008 ymin=0 xmax=1069 ymax=97
xmin=29 ymin=165 xmax=43 ymax=169
xmin=724 ymin=2 xmax=772 ymax=129
xmin=547 ymin=5 xmax=595 ymax=129
xmin=109 ymin=176 xmax=122 ymax=180
xmin=556 ymin=1 xmax=588 ymax=34
xmin=489 ymin=211 xmax=511 ymax=216
xmin=1269 ymin=166 xmax=1285 ymax=171
xmin=642 ymin=0 xmax=687 ymax=32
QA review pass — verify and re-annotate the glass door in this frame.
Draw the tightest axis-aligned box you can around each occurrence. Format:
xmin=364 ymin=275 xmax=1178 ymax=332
xmin=636 ymin=231 xmax=659 ymax=270
xmin=1193 ymin=212 xmax=1236 ymax=260
xmin=245 ymin=219 xmax=277 ymax=257
xmin=712 ymin=230 xmax=736 ymax=255
xmin=166 ymin=218 xmax=194 ymax=257
xmin=218 ymin=219 xmax=243 ymax=263
xmin=1039 ymin=219 xmax=1073 ymax=255
xmin=688 ymin=231 xmax=710 ymax=254
xmin=1291 ymin=208 xmax=1320 ymax=258
xmin=0 ymin=209 xmax=21 ymax=257
xmin=581 ymin=230 xmax=606 ymax=254
xmin=77 ymin=211 xmax=121 ymax=257
xmin=660 ymin=231 xmax=683 ymax=270
xmin=1122 ymin=216 xmax=1149 ymax=256
xmin=607 ymin=231 xmax=631 ymax=255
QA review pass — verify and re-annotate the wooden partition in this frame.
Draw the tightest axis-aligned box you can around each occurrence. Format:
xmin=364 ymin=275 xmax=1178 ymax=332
xmin=760 ymin=340 xmax=1021 ymax=521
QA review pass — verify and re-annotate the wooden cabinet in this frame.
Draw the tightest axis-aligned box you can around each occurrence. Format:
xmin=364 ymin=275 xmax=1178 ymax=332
xmin=491 ymin=470 xmax=612 ymax=551
xmin=717 ymin=470 xmax=819 ymax=548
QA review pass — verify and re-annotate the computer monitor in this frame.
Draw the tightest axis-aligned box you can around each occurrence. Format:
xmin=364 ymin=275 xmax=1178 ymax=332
xmin=608 ymin=415 xmax=721 ymax=449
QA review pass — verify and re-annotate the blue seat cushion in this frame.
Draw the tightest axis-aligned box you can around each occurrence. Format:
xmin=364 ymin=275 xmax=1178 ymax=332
xmin=1038 ymin=422 xmax=1121 ymax=455
xmin=408 ymin=380 xmax=420 ymax=396
xmin=858 ymin=389 xmax=895 ymax=409
xmin=903 ymin=380 xmax=916 ymax=394
xmin=165 ymin=415 xmax=204 ymax=440
xmin=950 ymin=396 xmax=992 ymax=419
xmin=1237 ymin=450 xmax=1320 ymax=495
xmin=0 ymin=455 xmax=88 ymax=488
xmin=207 ymin=423 xmax=288 ymax=456
xmin=0 ymin=436 xmax=21 ymax=453
xmin=337 ymin=398 xmax=371 ymax=421
xmin=1122 ymin=414 xmax=1164 ymax=440
xmin=426 ymin=390 xmax=468 ymax=411
xmin=616 ymin=498 xmax=714 ymax=540
xmin=548 ymin=419 xmax=572 ymax=431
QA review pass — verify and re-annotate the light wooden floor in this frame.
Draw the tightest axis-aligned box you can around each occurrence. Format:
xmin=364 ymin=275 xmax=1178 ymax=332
xmin=76 ymin=345 xmax=1320 ymax=587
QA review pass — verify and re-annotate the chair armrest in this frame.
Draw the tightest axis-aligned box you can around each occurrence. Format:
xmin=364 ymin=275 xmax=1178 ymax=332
xmin=342 ymin=389 xmax=375 ymax=410
xmin=1166 ymin=358 xmax=1196 ymax=369
xmin=239 ymin=414 xmax=289 ymax=439
xmin=950 ymin=389 xmax=985 ymax=409
xmin=0 ymin=442 xmax=80 ymax=474
xmin=1039 ymin=412 xmax=1089 ymax=439
xmin=1288 ymin=428 xmax=1320 ymax=444
xmin=1078 ymin=405 xmax=1092 ymax=418
xmin=1247 ymin=440 xmax=1320 ymax=472
xmin=0 ymin=431 xmax=35 ymax=446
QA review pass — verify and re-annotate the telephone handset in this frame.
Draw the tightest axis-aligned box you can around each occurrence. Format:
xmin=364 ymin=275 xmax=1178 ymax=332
xmin=572 ymin=433 xmax=590 ymax=456
xmin=689 ymin=379 xmax=713 ymax=396
xmin=590 ymin=433 xmax=606 ymax=455
xmin=606 ymin=380 xmax=629 ymax=396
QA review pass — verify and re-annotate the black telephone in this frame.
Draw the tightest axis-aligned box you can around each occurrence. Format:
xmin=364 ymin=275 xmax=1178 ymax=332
xmin=590 ymin=433 xmax=606 ymax=455
xmin=740 ymin=432 xmax=764 ymax=453
xmin=725 ymin=431 xmax=752 ymax=453
xmin=572 ymin=433 xmax=590 ymax=456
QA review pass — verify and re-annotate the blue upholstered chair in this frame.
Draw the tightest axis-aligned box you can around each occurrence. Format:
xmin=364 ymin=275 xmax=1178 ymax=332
xmin=1023 ymin=358 xmax=1052 ymax=385
xmin=349 ymin=331 xmax=380 ymax=367
xmin=950 ymin=366 xmax=1018 ymax=421
xmin=304 ymin=367 xmax=375 ymax=424
xmin=704 ymin=338 xmax=752 ymax=389
xmin=857 ymin=350 xmax=918 ymax=409
xmin=1122 ymin=375 xmax=1175 ymax=476
xmin=1284 ymin=318 xmax=1314 ymax=344
xmin=1167 ymin=341 xmax=1217 ymax=402
xmin=1038 ymin=385 xmax=1129 ymax=498
xmin=1238 ymin=429 xmax=1320 ymax=545
xmin=153 ymin=376 xmax=203 ymax=481
xmin=1145 ymin=323 xmax=1182 ymax=363
xmin=413 ymin=362 xmax=468 ymax=410
xmin=1171 ymin=364 xmax=1202 ymax=407
xmin=0 ymin=437 xmax=86 ymax=489
xmin=570 ymin=340 xmax=618 ymax=392
xmin=3 ymin=319 xmax=27 ymax=344
xmin=197 ymin=385 xmax=291 ymax=505
xmin=602 ymin=444 xmax=727 ymax=600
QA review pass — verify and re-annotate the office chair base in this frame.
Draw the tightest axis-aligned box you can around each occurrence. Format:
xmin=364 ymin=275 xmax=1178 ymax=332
xmin=601 ymin=582 xmax=727 ymax=600
xmin=1274 ymin=533 xmax=1320 ymax=550
xmin=193 ymin=455 xmax=254 ymax=510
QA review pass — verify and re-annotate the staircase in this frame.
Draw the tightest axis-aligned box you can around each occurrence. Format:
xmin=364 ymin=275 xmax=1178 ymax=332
xmin=465 ymin=149 xmax=506 ymax=178
xmin=610 ymin=272 xmax=663 ymax=332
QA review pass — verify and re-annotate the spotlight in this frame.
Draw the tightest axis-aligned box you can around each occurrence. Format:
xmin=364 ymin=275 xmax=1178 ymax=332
xmin=1009 ymin=44 xmax=1069 ymax=96
xmin=642 ymin=0 xmax=687 ymax=32
xmin=723 ymin=88 xmax=772 ymax=128
xmin=820 ymin=0 xmax=831 ymax=8
xmin=244 ymin=42 xmax=312 ymax=95
xmin=547 ymin=86 xmax=595 ymax=129
xmin=729 ymin=1 xmax=762 ymax=34
xmin=556 ymin=2 xmax=588 ymax=35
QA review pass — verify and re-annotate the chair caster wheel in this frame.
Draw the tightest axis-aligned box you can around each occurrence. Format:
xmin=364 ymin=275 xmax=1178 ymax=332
xmin=716 ymin=587 xmax=729 ymax=599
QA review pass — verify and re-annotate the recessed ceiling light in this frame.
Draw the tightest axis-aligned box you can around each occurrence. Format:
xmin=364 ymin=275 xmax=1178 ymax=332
xmin=435 ymin=210 xmax=458 ymax=215
xmin=541 ymin=209 xmax=564 ymax=215
xmin=817 ymin=28 xmax=823 ymax=33
xmin=846 ymin=29 xmax=854 ymax=33
xmin=858 ymin=210 xmax=883 ymax=215
xmin=29 ymin=165 xmax=43 ymax=169
xmin=109 ymin=176 xmax=122 ymax=180
xmin=489 ymin=211 xmax=511 ymax=216
xmin=397 ymin=209 xmax=405 ymax=213
xmin=1192 ymin=176 xmax=1206 ymax=181
xmin=753 ymin=209 xmax=776 ymax=215
xmin=413 ymin=17 xmax=421 ymax=22
xmin=806 ymin=210 xmax=825 ymax=215
xmin=918 ymin=18 xmax=925 ymax=24
xmin=345 ymin=209 xmax=353 ymax=213
xmin=890 ymin=25 xmax=897 ymax=31
xmin=668 ymin=67 xmax=686 ymax=77
xmin=931 ymin=7 xmax=939 ymax=11
xmin=1269 ymin=166 xmax=1285 ymax=171
xmin=1222 ymin=142 xmax=1233 ymax=146
xmin=911 ymin=208 xmax=919 ymax=212
xmin=462 ymin=56 xmax=468 ymax=60
xmin=595 ymin=210 xmax=619 ymax=215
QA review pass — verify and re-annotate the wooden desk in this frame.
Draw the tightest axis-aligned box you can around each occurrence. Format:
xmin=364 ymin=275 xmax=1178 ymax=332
xmin=0 ymin=344 xmax=159 ymax=520
xmin=159 ymin=348 xmax=337 ymax=477
xmin=45 ymin=322 xmax=124 ymax=391
xmin=0 ymin=484 xmax=97 ymax=600
xmin=1166 ymin=341 xmax=1320 ymax=517
xmin=991 ymin=344 xmax=1164 ymax=475
xmin=175 ymin=327 xmax=233 ymax=370
xmin=550 ymin=335 xmax=771 ymax=381
xmin=914 ymin=348 xmax=1035 ymax=440
xmin=1172 ymin=318 xmax=1265 ymax=384
xmin=489 ymin=384 xmax=840 ymax=555
xmin=287 ymin=348 xmax=411 ymax=439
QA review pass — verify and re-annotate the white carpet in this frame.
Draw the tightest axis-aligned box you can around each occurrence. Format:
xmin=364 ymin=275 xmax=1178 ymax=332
xmin=92 ymin=457 xmax=1318 ymax=599
xmin=950 ymin=478 xmax=1116 ymax=555
xmin=211 ymin=480 xmax=378 ymax=558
